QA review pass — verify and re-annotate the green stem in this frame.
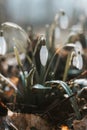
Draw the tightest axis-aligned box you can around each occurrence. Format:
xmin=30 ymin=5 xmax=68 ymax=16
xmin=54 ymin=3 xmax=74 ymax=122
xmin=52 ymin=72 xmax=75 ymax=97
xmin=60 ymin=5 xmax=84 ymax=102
xmin=63 ymin=51 xmax=72 ymax=82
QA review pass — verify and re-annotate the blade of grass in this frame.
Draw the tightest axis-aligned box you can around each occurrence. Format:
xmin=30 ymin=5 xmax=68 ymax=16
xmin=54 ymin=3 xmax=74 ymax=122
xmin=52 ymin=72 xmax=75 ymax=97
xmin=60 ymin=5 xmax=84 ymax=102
xmin=14 ymin=46 xmax=26 ymax=86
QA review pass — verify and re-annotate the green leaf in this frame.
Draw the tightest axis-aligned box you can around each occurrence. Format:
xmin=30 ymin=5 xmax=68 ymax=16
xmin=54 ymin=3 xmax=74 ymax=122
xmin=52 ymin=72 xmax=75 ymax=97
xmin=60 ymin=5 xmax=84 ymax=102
xmin=14 ymin=46 xmax=25 ymax=75
xmin=26 ymin=67 xmax=36 ymax=86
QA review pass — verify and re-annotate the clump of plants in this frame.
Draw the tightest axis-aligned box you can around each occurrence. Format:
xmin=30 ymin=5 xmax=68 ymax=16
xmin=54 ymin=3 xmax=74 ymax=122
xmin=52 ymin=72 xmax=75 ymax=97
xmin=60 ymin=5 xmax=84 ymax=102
xmin=0 ymin=10 xmax=87 ymax=129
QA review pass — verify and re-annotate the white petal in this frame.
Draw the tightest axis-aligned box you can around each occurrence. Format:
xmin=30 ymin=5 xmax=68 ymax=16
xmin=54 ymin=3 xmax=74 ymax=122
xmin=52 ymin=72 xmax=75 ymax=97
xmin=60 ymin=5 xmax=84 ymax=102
xmin=73 ymin=54 xmax=83 ymax=70
xmin=40 ymin=45 xmax=48 ymax=66
xmin=77 ymin=54 xmax=83 ymax=70
xmin=0 ymin=36 xmax=7 ymax=55
xmin=75 ymin=41 xmax=83 ymax=54
xmin=73 ymin=56 xmax=78 ymax=67
xmin=59 ymin=15 xmax=69 ymax=29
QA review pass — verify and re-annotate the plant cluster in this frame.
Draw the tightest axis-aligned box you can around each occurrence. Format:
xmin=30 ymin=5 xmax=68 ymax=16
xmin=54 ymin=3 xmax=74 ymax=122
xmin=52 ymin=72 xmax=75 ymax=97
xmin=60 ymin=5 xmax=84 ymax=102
xmin=0 ymin=10 xmax=87 ymax=129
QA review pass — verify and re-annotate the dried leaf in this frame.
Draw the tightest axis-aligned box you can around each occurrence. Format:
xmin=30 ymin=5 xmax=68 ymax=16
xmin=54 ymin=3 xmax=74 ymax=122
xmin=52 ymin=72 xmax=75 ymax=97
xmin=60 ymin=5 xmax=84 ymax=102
xmin=73 ymin=115 xmax=87 ymax=130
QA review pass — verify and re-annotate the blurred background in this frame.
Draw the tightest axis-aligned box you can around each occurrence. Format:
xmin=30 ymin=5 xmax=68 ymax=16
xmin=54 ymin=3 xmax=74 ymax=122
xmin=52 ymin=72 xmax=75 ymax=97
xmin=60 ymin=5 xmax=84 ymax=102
xmin=1 ymin=0 xmax=87 ymax=50
xmin=0 ymin=0 xmax=87 ymax=28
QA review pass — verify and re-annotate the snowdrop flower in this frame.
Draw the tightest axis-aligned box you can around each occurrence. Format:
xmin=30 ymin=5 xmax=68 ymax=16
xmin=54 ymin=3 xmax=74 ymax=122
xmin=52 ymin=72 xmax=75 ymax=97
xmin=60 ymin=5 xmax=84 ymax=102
xmin=0 ymin=30 xmax=7 ymax=55
xmin=59 ymin=14 xmax=69 ymax=29
xmin=72 ymin=43 xmax=83 ymax=70
xmin=40 ymin=45 xmax=48 ymax=66
xmin=40 ymin=36 xmax=48 ymax=66
xmin=75 ymin=41 xmax=83 ymax=54
xmin=72 ymin=52 xmax=83 ymax=70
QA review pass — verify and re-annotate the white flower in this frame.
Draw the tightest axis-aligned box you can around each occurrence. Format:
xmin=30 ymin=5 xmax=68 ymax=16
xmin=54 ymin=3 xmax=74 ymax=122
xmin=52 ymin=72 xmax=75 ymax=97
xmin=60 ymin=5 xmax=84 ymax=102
xmin=40 ymin=45 xmax=48 ymax=66
xmin=59 ymin=14 xmax=69 ymax=29
xmin=73 ymin=52 xmax=83 ymax=70
xmin=0 ymin=30 xmax=7 ymax=55
xmin=75 ymin=41 xmax=83 ymax=54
